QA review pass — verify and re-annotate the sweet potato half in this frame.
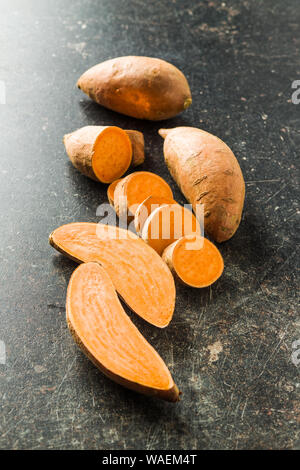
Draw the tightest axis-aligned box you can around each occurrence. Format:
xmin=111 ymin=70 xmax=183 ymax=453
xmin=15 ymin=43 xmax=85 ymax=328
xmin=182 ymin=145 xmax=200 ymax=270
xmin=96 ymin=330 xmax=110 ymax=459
xmin=162 ymin=235 xmax=224 ymax=288
xmin=49 ymin=222 xmax=175 ymax=328
xmin=67 ymin=262 xmax=180 ymax=401
xmin=159 ymin=127 xmax=245 ymax=243
xmin=77 ymin=56 xmax=192 ymax=120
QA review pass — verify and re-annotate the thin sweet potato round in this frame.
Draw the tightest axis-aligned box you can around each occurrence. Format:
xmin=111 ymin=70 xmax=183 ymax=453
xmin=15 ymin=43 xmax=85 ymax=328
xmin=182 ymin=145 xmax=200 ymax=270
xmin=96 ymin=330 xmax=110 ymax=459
xmin=77 ymin=56 xmax=192 ymax=120
xmin=67 ymin=262 xmax=180 ymax=402
xmin=141 ymin=203 xmax=201 ymax=255
xmin=64 ymin=125 xmax=132 ymax=183
xmin=159 ymin=127 xmax=245 ymax=243
xmin=107 ymin=178 xmax=123 ymax=207
xmin=49 ymin=222 xmax=175 ymax=328
xmin=114 ymin=171 xmax=174 ymax=220
xmin=162 ymin=235 xmax=224 ymax=288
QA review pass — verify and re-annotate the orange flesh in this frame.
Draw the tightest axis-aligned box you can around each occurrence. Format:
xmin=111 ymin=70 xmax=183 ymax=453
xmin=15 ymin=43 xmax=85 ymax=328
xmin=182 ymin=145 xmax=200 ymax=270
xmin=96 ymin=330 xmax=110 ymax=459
xmin=135 ymin=195 xmax=175 ymax=234
xmin=142 ymin=204 xmax=201 ymax=256
xmin=125 ymin=172 xmax=173 ymax=215
xmin=49 ymin=223 xmax=175 ymax=327
xmin=173 ymin=235 xmax=224 ymax=287
xmin=92 ymin=127 xmax=132 ymax=183
xmin=67 ymin=263 xmax=174 ymax=390
xmin=107 ymin=178 xmax=122 ymax=206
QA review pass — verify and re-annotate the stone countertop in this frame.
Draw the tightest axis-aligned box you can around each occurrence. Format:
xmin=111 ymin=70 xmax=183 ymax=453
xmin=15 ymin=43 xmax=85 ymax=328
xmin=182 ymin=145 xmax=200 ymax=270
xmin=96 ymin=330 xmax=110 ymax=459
xmin=0 ymin=0 xmax=299 ymax=450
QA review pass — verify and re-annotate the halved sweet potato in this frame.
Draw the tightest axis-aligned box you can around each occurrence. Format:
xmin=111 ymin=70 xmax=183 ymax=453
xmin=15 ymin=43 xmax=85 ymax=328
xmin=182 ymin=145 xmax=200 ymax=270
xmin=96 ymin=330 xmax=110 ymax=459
xmin=49 ymin=223 xmax=175 ymax=328
xmin=67 ymin=262 xmax=180 ymax=401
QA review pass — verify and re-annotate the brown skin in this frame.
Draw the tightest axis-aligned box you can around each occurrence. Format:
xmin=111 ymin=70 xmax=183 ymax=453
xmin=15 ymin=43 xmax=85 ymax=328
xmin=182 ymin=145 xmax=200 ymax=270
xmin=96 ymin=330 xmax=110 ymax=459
xmin=162 ymin=235 xmax=224 ymax=288
xmin=64 ymin=125 xmax=132 ymax=183
xmin=159 ymin=127 xmax=245 ymax=243
xmin=77 ymin=56 xmax=192 ymax=121
xmin=67 ymin=263 xmax=180 ymax=402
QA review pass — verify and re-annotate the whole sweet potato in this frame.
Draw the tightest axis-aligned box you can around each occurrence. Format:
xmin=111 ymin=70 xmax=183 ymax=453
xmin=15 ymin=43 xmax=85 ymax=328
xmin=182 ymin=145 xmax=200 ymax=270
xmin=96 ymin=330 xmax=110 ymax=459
xmin=159 ymin=127 xmax=245 ymax=242
xmin=77 ymin=56 xmax=192 ymax=120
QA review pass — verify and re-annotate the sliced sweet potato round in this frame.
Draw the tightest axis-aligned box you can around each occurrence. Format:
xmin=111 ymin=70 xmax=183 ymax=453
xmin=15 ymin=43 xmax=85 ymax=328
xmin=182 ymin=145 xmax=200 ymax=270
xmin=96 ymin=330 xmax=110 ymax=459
xmin=134 ymin=195 xmax=175 ymax=236
xmin=67 ymin=262 xmax=180 ymax=401
xmin=162 ymin=235 xmax=224 ymax=288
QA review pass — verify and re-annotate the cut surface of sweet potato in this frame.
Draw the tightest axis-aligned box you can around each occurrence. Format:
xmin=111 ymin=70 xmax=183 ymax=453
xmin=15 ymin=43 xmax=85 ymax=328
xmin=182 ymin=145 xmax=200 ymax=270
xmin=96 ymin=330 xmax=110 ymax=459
xmin=134 ymin=195 xmax=175 ymax=236
xmin=162 ymin=235 xmax=224 ymax=288
xmin=114 ymin=171 xmax=174 ymax=220
xmin=141 ymin=203 xmax=201 ymax=255
xmin=107 ymin=178 xmax=123 ymax=207
xmin=49 ymin=223 xmax=175 ymax=327
xmin=67 ymin=262 xmax=180 ymax=401
xmin=63 ymin=125 xmax=132 ymax=183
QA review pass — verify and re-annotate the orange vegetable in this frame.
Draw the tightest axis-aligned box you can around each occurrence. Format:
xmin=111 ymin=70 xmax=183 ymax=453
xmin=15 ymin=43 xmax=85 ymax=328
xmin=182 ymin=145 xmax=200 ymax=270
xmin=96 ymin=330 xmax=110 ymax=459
xmin=134 ymin=195 xmax=175 ymax=236
xmin=114 ymin=171 xmax=173 ymax=220
xmin=141 ymin=203 xmax=201 ymax=256
xmin=63 ymin=125 xmax=132 ymax=183
xmin=107 ymin=179 xmax=123 ymax=207
xmin=49 ymin=223 xmax=175 ymax=327
xmin=159 ymin=127 xmax=245 ymax=242
xmin=162 ymin=235 xmax=224 ymax=288
xmin=77 ymin=56 xmax=192 ymax=120
xmin=125 ymin=130 xmax=145 ymax=167
xmin=67 ymin=262 xmax=180 ymax=401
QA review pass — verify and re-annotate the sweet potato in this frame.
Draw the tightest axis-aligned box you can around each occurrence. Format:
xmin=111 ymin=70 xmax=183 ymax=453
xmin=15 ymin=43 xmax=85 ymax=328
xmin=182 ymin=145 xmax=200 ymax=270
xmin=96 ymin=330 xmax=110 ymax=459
xmin=77 ymin=56 xmax=192 ymax=120
xmin=141 ymin=203 xmax=201 ymax=255
xmin=67 ymin=262 xmax=180 ymax=401
xmin=114 ymin=171 xmax=174 ymax=220
xmin=125 ymin=130 xmax=145 ymax=167
xmin=107 ymin=178 xmax=123 ymax=207
xmin=162 ymin=235 xmax=224 ymax=288
xmin=159 ymin=127 xmax=245 ymax=243
xmin=63 ymin=125 xmax=132 ymax=183
xmin=134 ymin=195 xmax=175 ymax=236
xmin=49 ymin=222 xmax=175 ymax=327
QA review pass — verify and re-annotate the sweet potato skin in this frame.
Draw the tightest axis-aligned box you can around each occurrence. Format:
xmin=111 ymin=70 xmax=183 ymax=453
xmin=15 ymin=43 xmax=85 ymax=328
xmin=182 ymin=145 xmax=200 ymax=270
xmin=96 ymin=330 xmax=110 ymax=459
xmin=159 ymin=127 xmax=245 ymax=243
xmin=77 ymin=56 xmax=192 ymax=121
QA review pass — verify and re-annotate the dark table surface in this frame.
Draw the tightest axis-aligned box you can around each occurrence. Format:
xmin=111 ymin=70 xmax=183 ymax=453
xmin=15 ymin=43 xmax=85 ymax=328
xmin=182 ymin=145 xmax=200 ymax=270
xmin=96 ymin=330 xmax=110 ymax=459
xmin=0 ymin=0 xmax=299 ymax=450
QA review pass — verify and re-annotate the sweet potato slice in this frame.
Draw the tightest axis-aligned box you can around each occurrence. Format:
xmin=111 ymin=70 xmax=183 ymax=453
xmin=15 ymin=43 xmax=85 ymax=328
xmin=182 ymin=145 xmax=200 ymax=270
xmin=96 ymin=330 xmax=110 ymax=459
xmin=134 ymin=195 xmax=175 ymax=236
xmin=49 ymin=223 xmax=175 ymax=327
xmin=107 ymin=178 xmax=123 ymax=207
xmin=159 ymin=127 xmax=245 ymax=242
xmin=162 ymin=235 xmax=224 ymax=288
xmin=141 ymin=203 xmax=201 ymax=255
xmin=114 ymin=171 xmax=174 ymax=220
xmin=67 ymin=262 xmax=180 ymax=401
xmin=63 ymin=125 xmax=132 ymax=183
xmin=125 ymin=130 xmax=145 ymax=167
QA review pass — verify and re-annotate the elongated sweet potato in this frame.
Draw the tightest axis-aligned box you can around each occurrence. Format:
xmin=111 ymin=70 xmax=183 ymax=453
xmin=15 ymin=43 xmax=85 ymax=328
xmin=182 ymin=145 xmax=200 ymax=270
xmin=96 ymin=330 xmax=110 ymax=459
xmin=64 ymin=125 xmax=132 ymax=183
xmin=159 ymin=127 xmax=245 ymax=243
xmin=114 ymin=171 xmax=174 ymax=220
xmin=162 ymin=235 xmax=224 ymax=288
xmin=77 ymin=56 xmax=192 ymax=120
xmin=49 ymin=223 xmax=175 ymax=327
xmin=134 ymin=195 xmax=175 ymax=236
xmin=67 ymin=262 xmax=180 ymax=401
xmin=141 ymin=203 xmax=201 ymax=255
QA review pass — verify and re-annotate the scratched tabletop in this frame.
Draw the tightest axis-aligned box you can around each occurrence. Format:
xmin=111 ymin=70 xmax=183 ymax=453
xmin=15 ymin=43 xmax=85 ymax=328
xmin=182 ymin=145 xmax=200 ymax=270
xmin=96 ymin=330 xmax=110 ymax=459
xmin=0 ymin=0 xmax=299 ymax=450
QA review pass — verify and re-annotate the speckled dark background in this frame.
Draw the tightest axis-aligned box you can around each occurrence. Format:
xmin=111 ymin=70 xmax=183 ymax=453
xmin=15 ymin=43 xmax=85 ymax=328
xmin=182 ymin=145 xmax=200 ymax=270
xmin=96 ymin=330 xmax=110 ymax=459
xmin=0 ymin=0 xmax=299 ymax=450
